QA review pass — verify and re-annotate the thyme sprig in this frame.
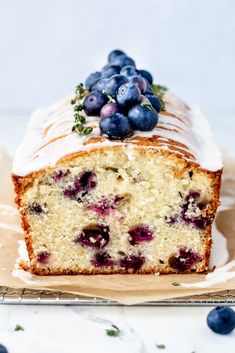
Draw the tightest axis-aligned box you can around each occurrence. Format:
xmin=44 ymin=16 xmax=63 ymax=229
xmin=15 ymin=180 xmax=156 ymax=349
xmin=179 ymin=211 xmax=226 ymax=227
xmin=151 ymin=84 xmax=168 ymax=111
xmin=71 ymin=83 xmax=93 ymax=136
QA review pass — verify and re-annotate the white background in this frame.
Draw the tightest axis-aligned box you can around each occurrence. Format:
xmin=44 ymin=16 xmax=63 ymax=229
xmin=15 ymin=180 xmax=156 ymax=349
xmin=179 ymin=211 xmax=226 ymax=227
xmin=1 ymin=0 xmax=235 ymax=155
xmin=0 ymin=2 xmax=234 ymax=353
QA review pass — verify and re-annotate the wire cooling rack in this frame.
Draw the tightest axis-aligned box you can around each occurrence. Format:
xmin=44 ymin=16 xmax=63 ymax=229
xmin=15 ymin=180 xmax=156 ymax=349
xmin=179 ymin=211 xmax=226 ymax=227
xmin=0 ymin=287 xmax=235 ymax=305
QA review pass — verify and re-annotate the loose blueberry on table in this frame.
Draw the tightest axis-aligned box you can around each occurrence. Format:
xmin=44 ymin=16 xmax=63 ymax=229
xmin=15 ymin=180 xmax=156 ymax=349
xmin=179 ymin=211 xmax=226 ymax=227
xmin=72 ymin=49 xmax=166 ymax=139
xmin=207 ymin=306 xmax=235 ymax=335
xmin=0 ymin=345 xmax=8 ymax=353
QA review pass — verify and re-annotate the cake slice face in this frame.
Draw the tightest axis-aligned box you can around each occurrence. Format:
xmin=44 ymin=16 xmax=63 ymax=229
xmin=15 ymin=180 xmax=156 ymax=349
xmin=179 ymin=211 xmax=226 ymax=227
xmin=12 ymin=90 xmax=222 ymax=274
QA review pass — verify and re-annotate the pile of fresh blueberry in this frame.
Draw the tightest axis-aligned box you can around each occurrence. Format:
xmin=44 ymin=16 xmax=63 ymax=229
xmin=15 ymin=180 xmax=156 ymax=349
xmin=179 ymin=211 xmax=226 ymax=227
xmin=83 ymin=49 xmax=162 ymax=139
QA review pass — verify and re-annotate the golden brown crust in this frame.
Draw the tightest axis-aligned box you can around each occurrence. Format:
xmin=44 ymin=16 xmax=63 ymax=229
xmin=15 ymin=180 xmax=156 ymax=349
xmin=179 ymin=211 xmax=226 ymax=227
xmin=19 ymin=260 xmax=208 ymax=275
xmin=12 ymin=145 xmax=222 ymax=276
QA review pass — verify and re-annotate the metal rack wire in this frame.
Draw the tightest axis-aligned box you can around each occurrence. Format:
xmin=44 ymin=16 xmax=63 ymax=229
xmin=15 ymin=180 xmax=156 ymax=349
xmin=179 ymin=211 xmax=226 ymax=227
xmin=0 ymin=287 xmax=235 ymax=305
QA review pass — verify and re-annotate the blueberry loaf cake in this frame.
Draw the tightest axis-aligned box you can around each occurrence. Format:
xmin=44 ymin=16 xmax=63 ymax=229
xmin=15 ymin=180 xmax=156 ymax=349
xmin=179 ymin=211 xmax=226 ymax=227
xmin=12 ymin=50 xmax=223 ymax=275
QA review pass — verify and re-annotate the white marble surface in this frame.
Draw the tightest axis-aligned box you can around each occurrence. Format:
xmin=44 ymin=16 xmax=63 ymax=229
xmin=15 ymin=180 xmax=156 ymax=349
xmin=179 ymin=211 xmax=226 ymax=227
xmin=0 ymin=305 xmax=234 ymax=353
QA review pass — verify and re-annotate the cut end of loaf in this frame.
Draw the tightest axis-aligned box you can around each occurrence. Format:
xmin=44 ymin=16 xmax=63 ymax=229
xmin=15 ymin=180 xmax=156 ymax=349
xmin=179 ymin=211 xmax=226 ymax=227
xmin=13 ymin=147 xmax=221 ymax=275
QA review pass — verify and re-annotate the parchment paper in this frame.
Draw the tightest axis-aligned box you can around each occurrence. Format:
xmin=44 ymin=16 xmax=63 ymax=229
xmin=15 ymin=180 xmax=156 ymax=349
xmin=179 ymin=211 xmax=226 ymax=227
xmin=0 ymin=147 xmax=235 ymax=305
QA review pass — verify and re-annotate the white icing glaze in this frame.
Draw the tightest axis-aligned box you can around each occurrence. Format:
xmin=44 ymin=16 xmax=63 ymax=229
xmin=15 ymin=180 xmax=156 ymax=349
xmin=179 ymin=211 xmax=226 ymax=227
xmin=12 ymin=92 xmax=223 ymax=176
xmin=209 ymin=223 xmax=229 ymax=269
xmin=182 ymin=260 xmax=235 ymax=288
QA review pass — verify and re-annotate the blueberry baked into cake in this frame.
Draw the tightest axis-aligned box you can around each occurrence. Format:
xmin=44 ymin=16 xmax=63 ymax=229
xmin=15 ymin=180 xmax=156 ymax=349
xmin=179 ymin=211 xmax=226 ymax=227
xmin=12 ymin=49 xmax=223 ymax=275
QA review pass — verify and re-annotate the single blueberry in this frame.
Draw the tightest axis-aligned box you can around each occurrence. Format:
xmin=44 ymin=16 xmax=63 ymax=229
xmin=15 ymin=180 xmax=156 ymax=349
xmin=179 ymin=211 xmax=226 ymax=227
xmin=145 ymin=80 xmax=153 ymax=94
xmin=101 ymin=65 xmax=120 ymax=79
xmin=0 ymin=345 xmax=8 ymax=353
xmin=108 ymin=49 xmax=126 ymax=63
xmin=117 ymin=83 xmax=141 ymax=108
xmin=120 ymin=65 xmax=138 ymax=77
xmin=75 ymin=225 xmax=110 ymax=249
xmin=100 ymin=102 xmax=121 ymax=118
xmin=145 ymin=94 xmax=161 ymax=112
xmin=168 ymin=248 xmax=201 ymax=271
xmin=85 ymin=71 xmax=101 ymax=90
xmin=128 ymin=104 xmax=158 ymax=131
xmin=128 ymin=226 xmax=153 ymax=245
xmin=79 ymin=171 xmax=97 ymax=190
xmin=83 ymin=91 xmax=108 ymax=116
xmin=99 ymin=113 xmax=133 ymax=140
xmin=104 ymin=74 xmax=128 ymax=98
xmin=63 ymin=171 xmax=96 ymax=199
xmin=128 ymin=75 xmax=147 ymax=93
xmin=207 ymin=306 xmax=235 ymax=335
xmin=92 ymin=78 xmax=108 ymax=92
xmin=119 ymin=255 xmax=145 ymax=271
xmin=139 ymin=69 xmax=153 ymax=84
xmin=112 ymin=54 xmax=136 ymax=68
xmin=37 ymin=251 xmax=51 ymax=265
xmin=92 ymin=251 xmax=114 ymax=267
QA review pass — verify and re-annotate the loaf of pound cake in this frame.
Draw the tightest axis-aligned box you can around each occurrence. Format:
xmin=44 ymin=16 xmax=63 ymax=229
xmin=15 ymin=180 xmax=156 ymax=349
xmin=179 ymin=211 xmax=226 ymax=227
xmin=12 ymin=50 xmax=223 ymax=275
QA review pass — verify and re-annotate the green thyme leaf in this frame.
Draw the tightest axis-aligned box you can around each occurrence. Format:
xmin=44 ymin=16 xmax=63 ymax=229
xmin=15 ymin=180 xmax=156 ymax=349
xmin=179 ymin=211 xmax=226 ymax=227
xmin=74 ymin=113 xmax=86 ymax=124
xmin=74 ymin=104 xmax=83 ymax=112
xmin=155 ymin=343 xmax=165 ymax=349
xmin=151 ymin=84 xmax=168 ymax=111
xmin=141 ymin=102 xmax=152 ymax=110
xmin=75 ymin=83 xmax=86 ymax=98
xmin=14 ymin=324 xmax=24 ymax=331
xmin=83 ymin=127 xmax=93 ymax=135
xmin=71 ymin=82 xmax=92 ymax=136
xmin=106 ymin=324 xmax=121 ymax=337
xmin=71 ymin=98 xmax=77 ymax=105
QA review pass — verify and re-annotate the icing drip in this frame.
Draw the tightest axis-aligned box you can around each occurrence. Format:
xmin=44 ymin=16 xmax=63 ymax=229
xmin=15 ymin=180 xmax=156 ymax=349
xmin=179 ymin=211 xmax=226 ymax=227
xmin=12 ymin=92 xmax=223 ymax=176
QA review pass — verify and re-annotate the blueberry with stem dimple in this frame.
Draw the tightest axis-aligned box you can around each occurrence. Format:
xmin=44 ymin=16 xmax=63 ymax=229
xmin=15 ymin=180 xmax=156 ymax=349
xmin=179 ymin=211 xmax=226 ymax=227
xmin=128 ymin=103 xmax=158 ymax=131
xmin=207 ymin=306 xmax=235 ymax=335
xmin=108 ymin=49 xmax=126 ymax=63
xmin=104 ymin=74 xmax=129 ymax=98
xmin=117 ymin=83 xmax=141 ymax=108
xmin=83 ymin=91 xmax=108 ymax=116
xmin=99 ymin=113 xmax=133 ymax=140
xmin=139 ymin=69 xmax=153 ymax=85
xmin=85 ymin=71 xmax=101 ymax=90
